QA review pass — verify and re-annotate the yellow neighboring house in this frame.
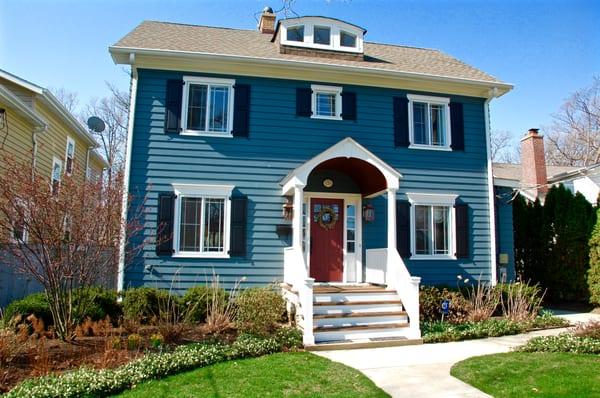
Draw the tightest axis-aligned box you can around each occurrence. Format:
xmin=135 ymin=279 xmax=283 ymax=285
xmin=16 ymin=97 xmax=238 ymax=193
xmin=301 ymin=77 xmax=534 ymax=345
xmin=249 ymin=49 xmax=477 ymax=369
xmin=0 ymin=69 xmax=107 ymax=186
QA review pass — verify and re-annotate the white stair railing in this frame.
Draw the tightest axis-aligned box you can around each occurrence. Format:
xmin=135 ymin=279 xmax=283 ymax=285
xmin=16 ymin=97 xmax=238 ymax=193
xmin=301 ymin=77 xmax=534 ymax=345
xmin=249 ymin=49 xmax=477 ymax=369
xmin=283 ymin=247 xmax=315 ymax=345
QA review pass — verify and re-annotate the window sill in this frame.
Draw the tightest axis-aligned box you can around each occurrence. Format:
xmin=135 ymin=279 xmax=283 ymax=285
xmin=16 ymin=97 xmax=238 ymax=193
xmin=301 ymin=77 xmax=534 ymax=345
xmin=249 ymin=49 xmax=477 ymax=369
xmin=172 ymin=252 xmax=230 ymax=259
xmin=410 ymin=254 xmax=457 ymax=261
xmin=180 ymin=130 xmax=233 ymax=138
xmin=311 ymin=115 xmax=343 ymax=121
xmin=408 ymin=144 xmax=452 ymax=151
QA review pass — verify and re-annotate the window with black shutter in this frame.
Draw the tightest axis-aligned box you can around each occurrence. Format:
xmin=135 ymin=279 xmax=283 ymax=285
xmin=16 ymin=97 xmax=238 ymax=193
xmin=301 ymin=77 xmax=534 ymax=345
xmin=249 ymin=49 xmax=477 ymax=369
xmin=393 ymin=97 xmax=409 ymax=147
xmin=396 ymin=199 xmax=411 ymax=257
xmin=455 ymin=203 xmax=469 ymax=258
xmin=341 ymin=91 xmax=356 ymax=121
xmin=164 ymin=79 xmax=183 ymax=133
xmin=156 ymin=193 xmax=176 ymax=255
xmin=232 ymin=84 xmax=251 ymax=137
xmin=296 ymin=88 xmax=312 ymax=117
xmin=230 ymin=196 xmax=248 ymax=257
xmin=450 ymin=102 xmax=465 ymax=150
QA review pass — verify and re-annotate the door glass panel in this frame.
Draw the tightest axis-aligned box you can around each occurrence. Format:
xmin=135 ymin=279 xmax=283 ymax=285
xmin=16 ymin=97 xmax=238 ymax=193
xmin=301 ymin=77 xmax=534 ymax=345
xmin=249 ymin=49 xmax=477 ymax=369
xmin=346 ymin=204 xmax=356 ymax=253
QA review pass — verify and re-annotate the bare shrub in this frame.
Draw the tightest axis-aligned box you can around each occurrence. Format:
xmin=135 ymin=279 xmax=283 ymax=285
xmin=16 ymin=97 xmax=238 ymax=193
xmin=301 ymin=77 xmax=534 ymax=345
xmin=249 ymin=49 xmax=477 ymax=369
xmin=205 ymin=275 xmax=242 ymax=334
xmin=574 ymin=320 xmax=600 ymax=340
xmin=500 ymin=282 xmax=544 ymax=322
xmin=463 ymin=277 xmax=500 ymax=322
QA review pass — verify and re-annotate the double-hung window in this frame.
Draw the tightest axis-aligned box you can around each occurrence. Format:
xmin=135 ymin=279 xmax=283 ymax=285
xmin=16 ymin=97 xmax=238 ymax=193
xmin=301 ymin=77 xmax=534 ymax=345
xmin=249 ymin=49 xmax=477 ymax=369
xmin=65 ymin=137 xmax=75 ymax=175
xmin=311 ymin=85 xmax=342 ymax=120
xmin=51 ymin=157 xmax=62 ymax=196
xmin=181 ymin=76 xmax=235 ymax=136
xmin=408 ymin=94 xmax=451 ymax=149
xmin=407 ymin=193 xmax=457 ymax=259
xmin=172 ymin=184 xmax=233 ymax=258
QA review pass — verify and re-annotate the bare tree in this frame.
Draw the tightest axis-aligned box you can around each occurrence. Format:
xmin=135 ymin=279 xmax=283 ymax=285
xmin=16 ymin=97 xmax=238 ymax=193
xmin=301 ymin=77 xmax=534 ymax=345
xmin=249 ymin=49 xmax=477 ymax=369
xmin=82 ymin=83 xmax=129 ymax=182
xmin=0 ymin=155 xmax=142 ymax=340
xmin=49 ymin=87 xmax=80 ymax=114
xmin=491 ymin=130 xmax=518 ymax=163
xmin=545 ymin=77 xmax=600 ymax=167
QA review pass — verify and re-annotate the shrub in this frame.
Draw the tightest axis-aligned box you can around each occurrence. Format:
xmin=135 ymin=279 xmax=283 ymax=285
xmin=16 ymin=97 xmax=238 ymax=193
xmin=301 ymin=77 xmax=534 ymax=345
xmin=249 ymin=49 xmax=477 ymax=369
xmin=498 ymin=282 xmax=544 ymax=322
xmin=419 ymin=286 xmax=468 ymax=323
xmin=517 ymin=333 xmax=600 ymax=354
xmin=422 ymin=318 xmax=525 ymax=343
xmin=588 ymin=206 xmax=600 ymax=306
xmin=127 ymin=334 xmax=142 ymax=350
xmin=235 ymin=286 xmax=286 ymax=336
xmin=3 ymin=293 xmax=52 ymax=327
xmin=149 ymin=333 xmax=164 ymax=349
xmin=73 ymin=287 xmax=122 ymax=324
xmin=181 ymin=285 xmax=228 ymax=323
xmin=122 ymin=287 xmax=173 ymax=324
xmin=462 ymin=279 xmax=500 ymax=322
xmin=4 ymin=328 xmax=302 ymax=398
xmin=573 ymin=320 xmax=600 ymax=340
xmin=529 ymin=310 xmax=569 ymax=329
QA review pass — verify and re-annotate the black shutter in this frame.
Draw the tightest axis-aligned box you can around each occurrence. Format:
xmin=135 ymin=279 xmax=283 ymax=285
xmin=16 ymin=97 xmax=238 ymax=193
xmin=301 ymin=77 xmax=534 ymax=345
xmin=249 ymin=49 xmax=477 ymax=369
xmin=164 ymin=79 xmax=183 ymax=133
xmin=232 ymin=84 xmax=251 ymax=137
xmin=230 ymin=196 xmax=248 ymax=257
xmin=455 ymin=203 xmax=469 ymax=258
xmin=341 ymin=91 xmax=357 ymax=120
xmin=450 ymin=102 xmax=465 ymax=150
xmin=393 ymin=97 xmax=409 ymax=147
xmin=396 ymin=200 xmax=411 ymax=257
xmin=156 ymin=193 xmax=176 ymax=255
xmin=296 ymin=88 xmax=312 ymax=117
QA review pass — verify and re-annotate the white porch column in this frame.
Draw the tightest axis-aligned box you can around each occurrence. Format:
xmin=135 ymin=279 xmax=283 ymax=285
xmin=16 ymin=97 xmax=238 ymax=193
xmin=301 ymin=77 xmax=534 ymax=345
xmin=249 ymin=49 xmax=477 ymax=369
xmin=387 ymin=188 xmax=397 ymax=250
xmin=292 ymin=184 xmax=305 ymax=250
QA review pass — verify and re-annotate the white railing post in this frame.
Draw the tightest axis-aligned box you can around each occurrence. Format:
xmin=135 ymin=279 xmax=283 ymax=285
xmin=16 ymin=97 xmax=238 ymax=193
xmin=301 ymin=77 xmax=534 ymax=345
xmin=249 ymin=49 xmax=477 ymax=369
xmin=301 ymin=277 xmax=315 ymax=345
xmin=292 ymin=184 xmax=304 ymax=250
xmin=387 ymin=188 xmax=397 ymax=251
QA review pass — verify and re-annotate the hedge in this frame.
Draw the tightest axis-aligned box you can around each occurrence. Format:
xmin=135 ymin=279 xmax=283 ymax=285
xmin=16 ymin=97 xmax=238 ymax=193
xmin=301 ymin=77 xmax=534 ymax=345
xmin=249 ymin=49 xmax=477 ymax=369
xmin=5 ymin=327 xmax=302 ymax=398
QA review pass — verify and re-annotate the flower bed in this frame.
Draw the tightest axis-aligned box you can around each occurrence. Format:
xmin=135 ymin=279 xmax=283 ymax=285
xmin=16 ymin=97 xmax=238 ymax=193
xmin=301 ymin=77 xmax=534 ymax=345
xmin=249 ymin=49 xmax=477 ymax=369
xmin=516 ymin=333 xmax=600 ymax=355
xmin=5 ymin=328 xmax=302 ymax=398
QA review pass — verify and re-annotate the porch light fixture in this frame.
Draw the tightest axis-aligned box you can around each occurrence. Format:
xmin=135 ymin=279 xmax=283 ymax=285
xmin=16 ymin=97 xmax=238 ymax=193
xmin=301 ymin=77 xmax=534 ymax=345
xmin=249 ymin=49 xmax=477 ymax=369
xmin=282 ymin=195 xmax=294 ymax=220
xmin=362 ymin=203 xmax=375 ymax=223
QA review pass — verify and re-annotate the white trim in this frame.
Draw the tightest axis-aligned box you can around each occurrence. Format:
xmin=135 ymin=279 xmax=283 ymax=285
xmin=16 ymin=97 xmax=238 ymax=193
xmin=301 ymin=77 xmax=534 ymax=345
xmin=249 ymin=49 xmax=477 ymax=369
xmin=493 ymin=177 xmax=519 ymax=189
xmin=310 ymin=84 xmax=342 ymax=120
xmin=280 ymin=17 xmax=364 ymax=54
xmin=64 ymin=136 xmax=75 ymax=176
xmin=118 ymin=69 xmax=138 ymax=293
xmin=171 ymin=183 xmax=234 ymax=258
xmin=180 ymin=76 xmax=235 ymax=137
xmin=281 ymin=137 xmax=402 ymax=195
xmin=484 ymin=97 xmax=498 ymax=285
xmin=407 ymin=94 xmax=452 ymax=150
xmin=407 ymin=193 xmax=457 ymax=260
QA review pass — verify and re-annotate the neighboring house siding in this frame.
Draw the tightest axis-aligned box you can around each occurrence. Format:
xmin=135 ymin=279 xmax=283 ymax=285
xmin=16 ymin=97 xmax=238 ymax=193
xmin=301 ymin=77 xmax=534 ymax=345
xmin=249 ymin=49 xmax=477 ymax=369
xmin=0 ymin=106 xmax=35 ymax=167
xmin=125 ymin=68 xmax=493 ymax=291
xmin=495 ymin=186 xmax=516 ymax=282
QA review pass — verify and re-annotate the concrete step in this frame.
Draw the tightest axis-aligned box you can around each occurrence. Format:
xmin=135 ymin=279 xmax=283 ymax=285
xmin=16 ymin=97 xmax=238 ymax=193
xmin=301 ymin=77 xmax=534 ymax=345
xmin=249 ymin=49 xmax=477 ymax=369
xmin=314 ymin=291 xmax=398 ymax=304
xmin=314 ymin=323 xmax=411 ymax=343
xmin=314 ymin=314 xmax=409 ymax=328
xmin=313 ymin=302 xmax=404 ymax=315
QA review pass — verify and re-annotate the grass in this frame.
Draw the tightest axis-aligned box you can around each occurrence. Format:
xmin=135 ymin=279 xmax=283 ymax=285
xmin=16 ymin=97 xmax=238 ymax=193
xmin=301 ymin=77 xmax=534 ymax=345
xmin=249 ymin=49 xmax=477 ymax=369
xmin=113 ymin=351 xmax=389 ymax=398
xmin=451 ymin=352 xmax=600 ymax=397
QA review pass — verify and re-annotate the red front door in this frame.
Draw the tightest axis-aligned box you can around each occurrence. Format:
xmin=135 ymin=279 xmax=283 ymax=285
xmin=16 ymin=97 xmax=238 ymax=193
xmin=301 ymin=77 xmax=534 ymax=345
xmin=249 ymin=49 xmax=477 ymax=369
xmin=310 ymin=198 xmax=344 ymax=282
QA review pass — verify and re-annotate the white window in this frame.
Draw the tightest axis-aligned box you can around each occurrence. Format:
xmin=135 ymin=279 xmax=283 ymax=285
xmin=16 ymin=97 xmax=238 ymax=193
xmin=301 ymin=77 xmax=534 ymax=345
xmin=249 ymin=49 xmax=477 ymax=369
xmin=311 ymin=85 xmax=342 ymax=120
xmin=286 ymin=25 xmax=304 ymax=42
xmin=406 ymin=193 xmax=458 ymax=260
xmin=407 ymin=94 xmax=451 ymax=150
xmin=51 ymin=157 xmax=62 ymax=195
xmin=172 ymin=183 xmax=234 ymax=258
xmin=181 ymin=76 xmax=235 ymax=137
xmin=65 ymin=137 xmax=75 ymax=175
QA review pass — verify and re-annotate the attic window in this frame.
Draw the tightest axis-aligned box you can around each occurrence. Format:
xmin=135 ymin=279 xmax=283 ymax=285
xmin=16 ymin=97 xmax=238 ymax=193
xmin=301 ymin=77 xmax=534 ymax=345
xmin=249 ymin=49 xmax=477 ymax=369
xmin=340 ymin=31 xmax=356 ymax=48
xmin=314 ymin=26 xmax=331 ymax=45
xmin=287 ymin=26 xmax=304 ymax=42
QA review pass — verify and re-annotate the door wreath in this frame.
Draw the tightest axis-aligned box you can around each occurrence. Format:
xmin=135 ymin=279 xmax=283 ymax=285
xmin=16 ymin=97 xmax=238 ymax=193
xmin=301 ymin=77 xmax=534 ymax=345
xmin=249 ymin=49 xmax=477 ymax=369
xmin=317 ymin=206 xmax=338 ymax=230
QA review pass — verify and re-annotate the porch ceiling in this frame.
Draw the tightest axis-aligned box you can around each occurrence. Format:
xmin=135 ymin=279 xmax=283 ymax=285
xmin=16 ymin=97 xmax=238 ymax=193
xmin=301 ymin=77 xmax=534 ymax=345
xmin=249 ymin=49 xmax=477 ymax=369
xmin=314 ymin=157 xmax=387 ymax=197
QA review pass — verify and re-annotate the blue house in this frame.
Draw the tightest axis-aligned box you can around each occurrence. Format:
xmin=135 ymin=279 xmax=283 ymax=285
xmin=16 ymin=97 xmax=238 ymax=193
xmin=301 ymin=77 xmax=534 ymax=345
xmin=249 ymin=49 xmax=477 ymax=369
xmin=110 ymin=10 xmax=513 ymax=345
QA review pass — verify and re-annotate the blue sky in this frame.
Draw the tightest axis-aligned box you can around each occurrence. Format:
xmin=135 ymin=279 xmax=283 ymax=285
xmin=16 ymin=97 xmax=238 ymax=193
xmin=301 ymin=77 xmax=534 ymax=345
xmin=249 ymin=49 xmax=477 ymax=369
xmin=1 ymin=0 xmax=598 ymax=144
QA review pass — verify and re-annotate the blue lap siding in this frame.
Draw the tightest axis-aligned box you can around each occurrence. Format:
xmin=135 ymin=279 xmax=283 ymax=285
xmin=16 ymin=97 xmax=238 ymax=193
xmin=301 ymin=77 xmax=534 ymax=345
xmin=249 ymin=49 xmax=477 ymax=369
xmin=125 ymin=68 xmax=494 ymax=292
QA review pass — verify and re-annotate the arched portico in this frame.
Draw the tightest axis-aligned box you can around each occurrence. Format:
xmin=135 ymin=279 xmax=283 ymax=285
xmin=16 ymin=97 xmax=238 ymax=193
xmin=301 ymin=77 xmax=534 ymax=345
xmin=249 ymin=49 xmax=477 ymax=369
xmin=281 ymin=137 xmax=402 ymax=283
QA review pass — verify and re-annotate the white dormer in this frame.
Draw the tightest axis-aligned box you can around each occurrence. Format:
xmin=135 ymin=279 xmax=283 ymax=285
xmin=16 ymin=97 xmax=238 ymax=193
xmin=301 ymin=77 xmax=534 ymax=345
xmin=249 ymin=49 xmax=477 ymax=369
xmin=279 ymin=16 xmax=365 ymax=54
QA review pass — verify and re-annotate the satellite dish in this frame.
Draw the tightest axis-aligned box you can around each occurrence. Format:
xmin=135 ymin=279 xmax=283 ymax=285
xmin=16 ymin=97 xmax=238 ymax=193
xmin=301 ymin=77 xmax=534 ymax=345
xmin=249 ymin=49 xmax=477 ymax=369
xmin=87 ymin=116 xmax=106 ymax=133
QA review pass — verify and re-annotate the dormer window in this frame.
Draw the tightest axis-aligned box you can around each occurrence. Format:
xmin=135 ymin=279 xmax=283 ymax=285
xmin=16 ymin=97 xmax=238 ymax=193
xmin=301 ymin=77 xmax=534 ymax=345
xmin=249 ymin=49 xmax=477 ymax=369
xmin=279 ymin=17 xmax=365 ymax=54
xmin=313 ymin=26 xmax=331 ymax=45
xmin=287 ymin=25 xmax=304 ymax=42
xmin=340 ymin=31 xmax=356 ymax=48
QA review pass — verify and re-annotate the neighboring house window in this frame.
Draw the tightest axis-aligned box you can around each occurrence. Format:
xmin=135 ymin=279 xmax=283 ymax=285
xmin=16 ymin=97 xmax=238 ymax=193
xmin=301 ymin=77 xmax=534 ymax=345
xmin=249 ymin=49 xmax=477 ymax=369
xmin=181 ymin=76 xmax=235 ymax=136
xmin=340 ymin=31 xmax=357 ymax=48
xmin=65 ymin=137 xmax=75 ymax=175
xmin=12 ymin=200 xmax=28 ymax=243
xmin=51 ymin=157 xmax=62 ymax=195
xmin=287 ymin=25 xmax=304 ymax=42
xmin=311 ymin=85 xmax=342 ymax=120
xmin=406 ymin=193 xmax=457 ymax=259
xmin=172 ymin=183 xmax=234 ymax=258
xmin=407 ymin=94 xmax=451 ymax=149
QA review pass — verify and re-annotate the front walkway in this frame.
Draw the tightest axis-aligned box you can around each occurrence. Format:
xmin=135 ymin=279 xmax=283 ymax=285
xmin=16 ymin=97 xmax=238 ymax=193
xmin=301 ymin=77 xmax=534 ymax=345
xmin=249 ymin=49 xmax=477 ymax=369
xmin=315 ymin=311 xmax=600 ymax=398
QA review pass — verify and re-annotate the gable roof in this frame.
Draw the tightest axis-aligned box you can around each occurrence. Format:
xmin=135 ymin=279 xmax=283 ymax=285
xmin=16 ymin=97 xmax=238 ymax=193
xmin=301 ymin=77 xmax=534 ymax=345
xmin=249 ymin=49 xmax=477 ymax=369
xmin=110 ymin=21 xmax=512 ymax=95
xmin=493 ymin=163 xmax=579 ymax=184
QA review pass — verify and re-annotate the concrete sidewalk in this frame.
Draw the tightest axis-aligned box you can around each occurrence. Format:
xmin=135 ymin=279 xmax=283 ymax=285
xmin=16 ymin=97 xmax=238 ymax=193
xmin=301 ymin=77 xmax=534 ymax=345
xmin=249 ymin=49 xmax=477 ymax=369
xmin=315 ymin=311 xmax=600 ymax=398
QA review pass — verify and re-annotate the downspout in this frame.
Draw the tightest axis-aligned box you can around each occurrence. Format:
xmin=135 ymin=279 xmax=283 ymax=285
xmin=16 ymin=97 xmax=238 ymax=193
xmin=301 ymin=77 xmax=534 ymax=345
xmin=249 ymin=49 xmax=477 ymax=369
xmin=117 ymin=64 xmax=138 ymax=293
xmin=85 ymin=147 xmax=91 ymax=180
xmin=484 ymin=87 xmax=499 ymax=285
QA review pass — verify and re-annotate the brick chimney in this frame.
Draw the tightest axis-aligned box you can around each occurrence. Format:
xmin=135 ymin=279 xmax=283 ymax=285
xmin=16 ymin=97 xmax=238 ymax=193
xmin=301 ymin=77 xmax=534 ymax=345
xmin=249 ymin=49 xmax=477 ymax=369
xmin=520 ymin=128 xmax=548 ymax=196
xmin=258 ymin=6 xmax=276 ymax=34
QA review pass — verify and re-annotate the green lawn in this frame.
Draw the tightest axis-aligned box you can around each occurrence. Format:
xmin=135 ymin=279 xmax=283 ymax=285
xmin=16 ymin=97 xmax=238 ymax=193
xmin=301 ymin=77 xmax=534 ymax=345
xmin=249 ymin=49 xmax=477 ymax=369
xmin=114 ymin=351 xmax=388 ymax=398
xmin=451 ymin=352 xmax=600 ymax=398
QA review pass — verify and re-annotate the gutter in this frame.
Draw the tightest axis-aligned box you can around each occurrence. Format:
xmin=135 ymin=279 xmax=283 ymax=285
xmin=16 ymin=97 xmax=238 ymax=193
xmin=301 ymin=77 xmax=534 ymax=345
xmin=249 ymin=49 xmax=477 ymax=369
xmin=484 ymin=87 xmax=499 ymax=285
xmin=109 ymin=46 xmax=514 ymax=97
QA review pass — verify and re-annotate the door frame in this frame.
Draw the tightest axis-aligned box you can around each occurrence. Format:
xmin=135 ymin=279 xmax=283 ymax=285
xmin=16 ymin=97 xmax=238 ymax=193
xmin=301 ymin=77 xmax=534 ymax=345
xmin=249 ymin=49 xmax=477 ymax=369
xmin=304 ymin=192 xmax=363 ymax=283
